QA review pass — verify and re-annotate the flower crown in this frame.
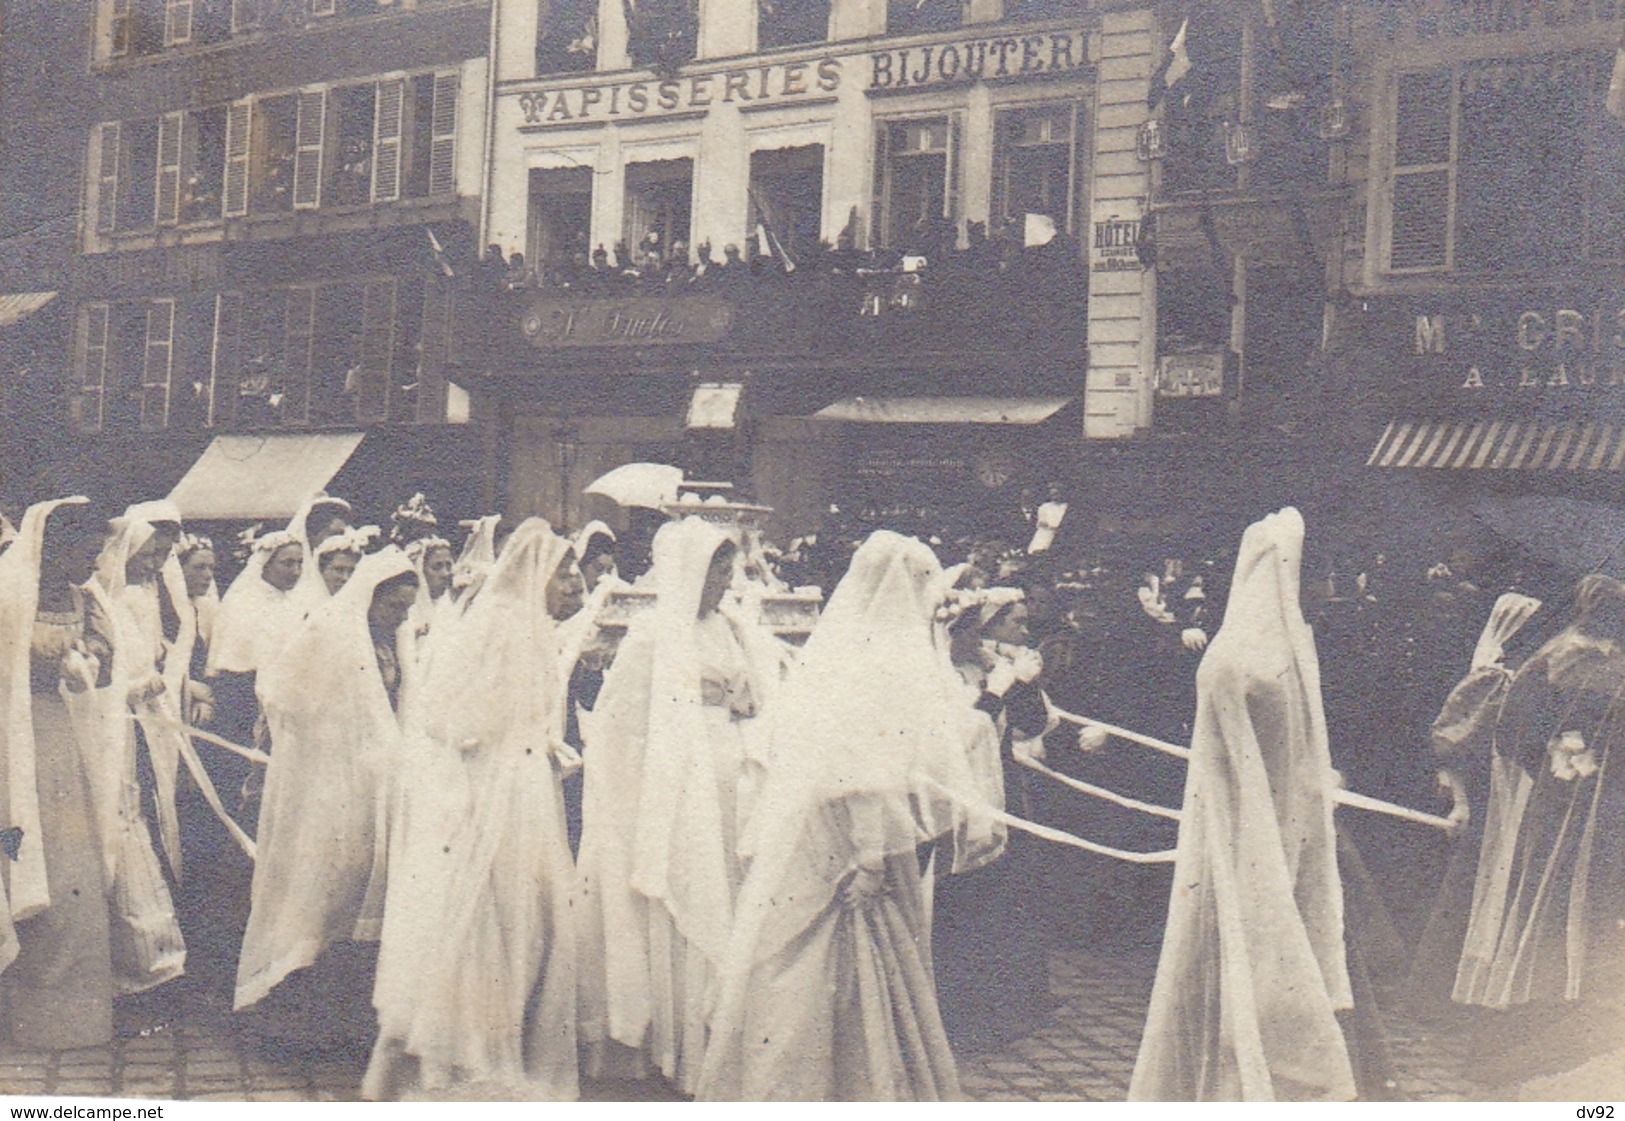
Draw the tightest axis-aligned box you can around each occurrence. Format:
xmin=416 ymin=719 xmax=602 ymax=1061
xmin=314 ymin=524 xmax=381 ymax=558
xmin=405 ymin=535 xmax=453 ymax=563
xmin=390 ymin=492 xmax=439 ymax=545
xmin=250 ymin=529 xmax=301 ymax=557
xmin=934 ymin=584 xmax=1024 ymax=627
xmin=177 ymin=531 xmax=214 ymax=560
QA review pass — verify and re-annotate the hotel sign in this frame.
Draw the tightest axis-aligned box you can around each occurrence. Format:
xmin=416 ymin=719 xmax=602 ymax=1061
xmin=520 ymin=297 xmax=733 ymax=349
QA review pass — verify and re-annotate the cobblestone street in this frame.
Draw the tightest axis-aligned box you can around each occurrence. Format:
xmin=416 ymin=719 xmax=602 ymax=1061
xmin=3 ymin=944 xmax=1603 ymax=1103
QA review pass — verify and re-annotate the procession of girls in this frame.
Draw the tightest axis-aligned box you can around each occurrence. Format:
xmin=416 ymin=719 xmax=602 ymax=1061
xmin=0 ymin=487 xmax=1618 ymax=1101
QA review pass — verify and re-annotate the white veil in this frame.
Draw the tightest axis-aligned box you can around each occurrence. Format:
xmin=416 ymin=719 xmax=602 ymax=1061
xmin=208 ymin=529 xmax=304 ymax=678
xmin=0 ymin=497 xmax=91 ymax=929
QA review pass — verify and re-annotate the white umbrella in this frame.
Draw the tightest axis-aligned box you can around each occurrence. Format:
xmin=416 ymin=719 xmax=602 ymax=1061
xmin=583 ymin=462 xmax=684 ymax=512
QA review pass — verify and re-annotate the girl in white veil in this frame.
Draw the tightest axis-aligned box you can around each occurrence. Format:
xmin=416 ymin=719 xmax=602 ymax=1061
xmin=1129 ymin=507 xmax=1355 ymax=1102
xmin=365 ymin=519 xmax=583 ymax=1100
xmin=576 ymin=516 xmax=765 ymax=1094
xmin=235 ymin=548 xmax=417 ymax=1037
xmin=695 ymin=530 xmax=987 ymax=1102
xmin=0 ymin=498 xmax=117 ymax=1048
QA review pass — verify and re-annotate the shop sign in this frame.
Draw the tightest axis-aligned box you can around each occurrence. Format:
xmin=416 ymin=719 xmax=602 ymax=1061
xmin=1091 ymin=202 xmax=1145 ymax=275
xmin=867 ymin=29 xmax=1092 ymax=90
xmin=1158 ymin=350 xmax=1225 ymax=398
xmin=1373 ymin=292 xmax=1625 ymax=397
xmin=520 ymin=297 xmax=733 ymax=349
xmin=518 ymin=58 xmax=841 ymax=125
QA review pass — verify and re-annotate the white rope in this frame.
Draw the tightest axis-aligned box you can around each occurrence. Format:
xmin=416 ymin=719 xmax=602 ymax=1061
xmin=130 ymin=711 xmax=257 ymax=861
xmin=1018 ymin=754 xmax=1182 ymax=822
xmin=920 ymin=777 xmax=1176 ymax=866
xmin=1047 ymin=703 xmax=1454 ymax=831
xmin=133 ymin=711 xmax=270 ymax=766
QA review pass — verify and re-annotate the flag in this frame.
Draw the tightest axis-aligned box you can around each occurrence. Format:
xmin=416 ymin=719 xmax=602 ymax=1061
xmin=1608 ymin=43 xmax=1625 ymax=121
xmin=1147 ymin=18 xmax=1191 ymax=111
xmin=426 ymin=228 xmax=456 ymax=277
xmin=1023 ymin=213 xmax=1057 ymax=248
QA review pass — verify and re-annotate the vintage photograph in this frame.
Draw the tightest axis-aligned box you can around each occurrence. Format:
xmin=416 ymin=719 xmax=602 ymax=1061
xmin=0 ymin=0 xmax=1620 ymax=1104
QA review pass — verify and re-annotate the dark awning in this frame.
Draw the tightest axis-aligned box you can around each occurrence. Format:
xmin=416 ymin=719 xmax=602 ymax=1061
xmin=1367 ymin=419 xmax=1625 ymax=471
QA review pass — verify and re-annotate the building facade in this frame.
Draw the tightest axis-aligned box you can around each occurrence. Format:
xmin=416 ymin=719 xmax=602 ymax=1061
xmin=462 ymin=0 xmax=1166 ymax=539
xmin=5 ymin=0 xmax=495 ymax=522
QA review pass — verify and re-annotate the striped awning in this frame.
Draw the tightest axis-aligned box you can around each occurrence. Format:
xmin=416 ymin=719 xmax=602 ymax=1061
xmin=1367 ymin=419 xmax=1625 ymax=471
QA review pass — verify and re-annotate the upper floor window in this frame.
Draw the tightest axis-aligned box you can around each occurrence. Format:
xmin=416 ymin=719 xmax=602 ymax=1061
xmin=1002 ymin=0 xmax=1080 ymax=22
xmin=72 ymin=297 xmax=212 ymax=433
xmin=98 ymin=0 xmax=432 ymax=60
xmin=758 ymin=0 xmax=830 ymax=50
xmin=535 ymin=0 xmax=596 ymax=76
xmin=527 ymin=167 xmax=594 ymax=286
xmin=1384 ymin=54 xmax=1620 ymax=273
xmin=872 ymin=115 xmax=961 ymax=253
xmin=992 ymin=102 xmax=1085 ymax=239
xmin=88 ymin=70 xmax=459 ymax=241
xmin=623 ymin=158 xmax=694 ymax=269
xmin=625 ymin=0 xmax=697 ymax=76
xmin=887 ymin=0 xmax=961 ymax=37
xmin=749 ymin=146 xmax=825 ymax=265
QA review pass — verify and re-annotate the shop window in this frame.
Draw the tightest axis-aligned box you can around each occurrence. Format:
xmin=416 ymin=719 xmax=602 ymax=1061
xmin=1385 ymin=55 xmax=1610 ymax=273
xmin=623 ymin=159 xmax=694 ymax=266
xmin=992 ymin=102 xmax=1084 ymax=238
xmin=748 ymin=145 xmax=825 ymax=266
xmin=326 ymin=85 xmax=378 ymax=208
xmin=758 ymin=0 xmax=829 ymax=49
xmin=872 ymin=116 xmax=960 ymax=252
xmin=251 ymin=94 xmax=299 ymax=213
xmin=536 ymin=0 xmax=597 ymax=76
xmin=528 ymin=167 xmax=594 ymax=285
xmin=887 ymin=0 xmax=961 ymax=36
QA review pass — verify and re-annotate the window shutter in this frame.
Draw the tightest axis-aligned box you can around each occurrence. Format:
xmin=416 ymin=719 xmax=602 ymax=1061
xmin=141 ymin=299 xmax=176 ymax=431
xmin=231 ymin=0 xmax=260 ymax=32
xmin=282 ymin=286 xmax=315 ymax=426
xmin=871 ymin=123 xmax=890 ymax=249
xmin=76 ymin=304 xmax=111 ymax=434
xmin=428 ymin=71 xmax=459 ymax=197
xmin=372 ymin=77 xmax=405 ymax=203
xmin=415 ymin=278 xmax=453 ymax=424
xmin=209 ymin=291 xmax=241 ymax=428
xmin=164 ymin=0 xmax=194 ymax=46
xmin=224 ymin=99 xmax=252 ymax=217
xmin=110 ymin=0 xmax=133 ymax=57
xmin=293 ymin=89 xmax=327 ymax=210
xmin=946 ymin=112 xmax=963 ymax=222
xmin=1388 ymin=70 xmax=1454 ymax=272
xmin=356 ymin=277 xmax=398 ymax=423
xmin=96 ymin=122 xmax=122 ymax=236
xmin=155 ymin=111 xmax=184 ymax=226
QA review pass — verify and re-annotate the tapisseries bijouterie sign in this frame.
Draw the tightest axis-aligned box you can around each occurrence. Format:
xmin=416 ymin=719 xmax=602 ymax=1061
xmin=1365 ymin=292 xmax=1625 ymax=410
xmin=514 ymin=27 xmax=1094 ymax=127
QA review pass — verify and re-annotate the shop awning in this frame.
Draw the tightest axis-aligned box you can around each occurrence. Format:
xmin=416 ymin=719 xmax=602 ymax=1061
xmin=166 ymin=432 xmax=365 ymax=520
xmin=1367 ymin=419 xmax=1625 ymax=471
xmin=814 ymin=396 xmax=1073 ymax=425
xmin=0 ymin=291 xmax=56 ymax=328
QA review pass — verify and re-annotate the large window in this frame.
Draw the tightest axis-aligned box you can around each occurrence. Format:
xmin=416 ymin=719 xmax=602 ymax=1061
xmin=535 ymin=0 xmax=596 ymax=76
xmin=992 ymin=102 xmax=1085 ymax=238
xmin=72 ymin=299 xmax=188 ymax=433
xmin=211 ymin=276 xmax=436 ymax=427
xmin=758 ymin=0 xmax=829 ymax=50
xmin=623 ymin=159 xmax=694 ymax=265
xmin=886 ymin=0 xmax=959 ymax=36
xmin=749 ymin=146 xmax=825 ymax=266
xmin=1385 ymin=54 xmax=1618 ymax=273
xmin=98 ymin=0 xmax=438 ymax=61
xmin=88 ymin=70 xmax=459 ymax=240
xmin=872 ymin=116 xmax=960 ymax=252
xmin=528 ymin=167 xmax=594 ymax=284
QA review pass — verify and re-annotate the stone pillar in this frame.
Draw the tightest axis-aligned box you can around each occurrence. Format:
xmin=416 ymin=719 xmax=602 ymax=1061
xmin=1084 ymin=9 xmax=1157 ymax=438
xmin=597 ymin=0 xmax=630 ymax=71
xmin=829 ymin=0 xmax=886 ymax=42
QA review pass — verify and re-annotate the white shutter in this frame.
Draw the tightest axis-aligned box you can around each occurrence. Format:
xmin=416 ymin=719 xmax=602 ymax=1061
xmin=208 ymin=291 xmax=241 ymax=428
xmin=223 ymin=98 xmax=252 ymax=217
xmin=76 ymin=304 xmax=111 ymax=434
xmin=231 ymin=0 xmax=260 ymax=32
xmin=96 ymin=122 xmax=122 ymax=235
xmin=293 ymin=88 xmax=326 ymax=209
xmin=282 ymin=286 xmax=315 ymax=426
xmin=164 ymin=0 xmax=194 ymax=46
xmin=428 ymin=70 xmax=458 ymax=197
xmin=356 ymin=277 xmax=397 ymax=423
xmin=109 ymin=0 xmax=133 ymax=57
xmin=372 ymin=78 xmax=405 ymax=202
xmin=141 ymin=299 xmax=176 ymax=431
xmin=155 ymin=111 xmax=184 ymax=226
